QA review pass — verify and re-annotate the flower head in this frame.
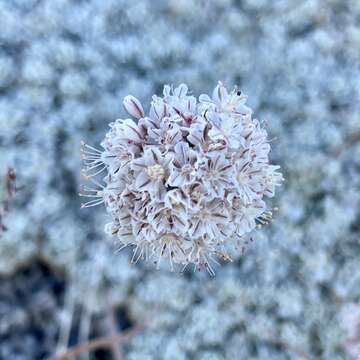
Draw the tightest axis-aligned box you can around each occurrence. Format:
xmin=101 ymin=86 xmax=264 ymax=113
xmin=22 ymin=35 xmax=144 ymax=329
xmin=81 ymin=82 xmax=283 ymax=274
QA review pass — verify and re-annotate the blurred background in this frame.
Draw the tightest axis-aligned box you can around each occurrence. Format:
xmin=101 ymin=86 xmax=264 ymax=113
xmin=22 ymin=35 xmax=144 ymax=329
xmin=0 ymin=0 xmax=360 ymax=359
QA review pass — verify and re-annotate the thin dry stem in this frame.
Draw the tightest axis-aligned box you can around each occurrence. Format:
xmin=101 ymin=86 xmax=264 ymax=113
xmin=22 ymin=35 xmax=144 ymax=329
xmin=79 ymin=308 xmax=92 ymax=360
xmin=52 ymin=323 xmax=144 ymax=360
xmin=106 ymin=303 xmax=123 ymax=360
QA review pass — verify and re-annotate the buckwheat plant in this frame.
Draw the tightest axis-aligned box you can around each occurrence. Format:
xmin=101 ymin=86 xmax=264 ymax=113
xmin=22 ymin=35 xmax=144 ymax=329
xmin=81 ymin=82 xmax=283 ymax=275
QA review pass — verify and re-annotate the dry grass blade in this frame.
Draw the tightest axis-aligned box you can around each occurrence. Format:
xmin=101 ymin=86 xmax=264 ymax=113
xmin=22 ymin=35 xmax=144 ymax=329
xmin=51 ymin=323 xmax=145 ymax=360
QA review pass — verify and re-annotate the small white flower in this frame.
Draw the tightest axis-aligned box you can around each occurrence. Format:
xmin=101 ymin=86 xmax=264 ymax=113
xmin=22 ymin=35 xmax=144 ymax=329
xmin=167 ymin=142 xmax=197 ymax=187
xmin=197 ymin=153 xmax=234 ymax=198
xmin=200 ymin=81 xmax=252 ymax=117
xmin=234 ymin=200 xmax=266 ymax=236
xmin=234 ymin=157 xmax=263 ymax=204
xmin=131 ymin=146 xmax=171 ymax=199
xmin=81 ymin=82 xmax=283 ymax=275
xmin=106 ymin=118 xmax=145 ymax=149
xmin=147 ymin=117 xmax=183 ymax=148
xmin=207 ymin=111 xmax=245 ymax=149
xmin=262 ymin=165 xmax=284 ymax=197
xmin=163 ymin=83 xmax=197 ymax=124
xmin=188 ymin=199 xmax=230 ymax=240
xmin=187 ymin=120 xmax=227 ymax=154
xmin=148 ymin=199 xmax=188 ymax=235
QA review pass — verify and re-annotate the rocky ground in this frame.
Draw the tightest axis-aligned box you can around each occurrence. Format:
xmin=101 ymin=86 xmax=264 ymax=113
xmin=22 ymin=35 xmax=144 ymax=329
xmin=1 ymin=0 xmax=360 ymax=359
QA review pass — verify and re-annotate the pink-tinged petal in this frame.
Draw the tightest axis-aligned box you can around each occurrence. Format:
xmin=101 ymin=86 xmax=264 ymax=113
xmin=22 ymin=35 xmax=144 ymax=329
xmin=212 ymin=82 xmax=228 ymax=104
xmin=131 ymin=158 xmax=147 ymax=170
xmin=163 ymin=84 xmax=171 ymax=97
xmin=145 ymin=147 xmax=163 ymax=164
xmin=199 ymin=94 xmax=212 ymax=103
xmin=167 ymin=169 xmax=181 ymax=187
xmin=189 ymin=219 xmax=203 ymax=238
xmin=174 ymin=83 xmax=188 ymax=98
xmin=135 ymin=172 xmax=151 ymax=191
xmin=172 ymin=214 xmax=187 ymax=234
xmin=150 ymin=97 xmax=168 ymax=120
xmin=123 ymin=119 xmax=144 ymax=142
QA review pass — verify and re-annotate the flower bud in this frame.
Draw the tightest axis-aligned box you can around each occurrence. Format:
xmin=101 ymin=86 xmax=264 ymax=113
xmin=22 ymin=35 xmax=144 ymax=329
xmin=123 ymin=95 xmax=144 ymax=119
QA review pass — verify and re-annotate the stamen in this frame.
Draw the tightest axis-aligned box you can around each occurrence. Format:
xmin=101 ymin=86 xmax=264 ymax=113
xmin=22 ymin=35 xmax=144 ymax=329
xmin=80 ymin=198 xmax=104 ymax=208
xmin=147 ymin=164 xmax=166 ymax=180
xmin=79 ymin=181 xmax=105 ymax=208
xmin=256 ymin=210 xmax=274 ymax=225
xmin=81 ymin=141 xmax=103 ymax=154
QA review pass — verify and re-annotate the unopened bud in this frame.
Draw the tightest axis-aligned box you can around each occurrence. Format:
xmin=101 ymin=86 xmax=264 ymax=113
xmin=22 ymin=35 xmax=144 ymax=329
xmin=123 ymin=95 xmax=144 ymax=119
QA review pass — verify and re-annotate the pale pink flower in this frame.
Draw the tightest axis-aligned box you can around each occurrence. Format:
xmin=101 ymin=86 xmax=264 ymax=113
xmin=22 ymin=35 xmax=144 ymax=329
xmin=148 ymin=200 xmax=188 ymax=235
xmin=199 ymin=81 xmax=252 ymax=117
xmin=81 ymin=82 xmax=283 ymax=274
xmin=234 ymin=200 xmax=266 ymax=236
xmin=166 ymin=142 xmax=197 ymax=187
xmin=131 ymin=146 xmax=171 ymax=199
xmin=163 ymin=83 xmax=197 ymax=125
xmin=187 ymin=120 xmax=226 ymax=153
xmin=197 ymin=153 xmax=234 ymax=198
xmin=188 ymin=199 xmax=230 ymax=240
xmin=207 ymin=111 xmax=245 ymax=149
xmin=146 ymin=117 xmax=183 ymax=148
xmin=234 ymin=157 xmax=263 ymax=204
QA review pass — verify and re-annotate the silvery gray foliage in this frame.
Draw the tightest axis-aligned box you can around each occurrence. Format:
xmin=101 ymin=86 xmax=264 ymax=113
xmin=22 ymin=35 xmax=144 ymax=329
xmin=81 ymin=83 xmax=283 ymax=274
xmin=1 ymin=0 xmax=359 ymax=357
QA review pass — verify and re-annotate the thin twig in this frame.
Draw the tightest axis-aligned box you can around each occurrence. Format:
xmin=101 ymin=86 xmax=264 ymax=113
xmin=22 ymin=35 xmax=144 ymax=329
xmin=106 ymin=303 xmax=123 ymax=360
xmin=52 ymin=323 xmax=144 ymax=360
xmin=79 ymin=307 xmax=92 ymax=360
xmin=56 ymin=248 xmax=79 ymax=355
xmin=55 ymin=292 xmax=75 ymax=354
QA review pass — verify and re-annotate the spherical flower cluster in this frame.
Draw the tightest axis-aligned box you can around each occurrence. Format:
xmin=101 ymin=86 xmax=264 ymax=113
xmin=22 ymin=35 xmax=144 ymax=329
xmin=81 ymin=82 xmax=283 ymax=274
